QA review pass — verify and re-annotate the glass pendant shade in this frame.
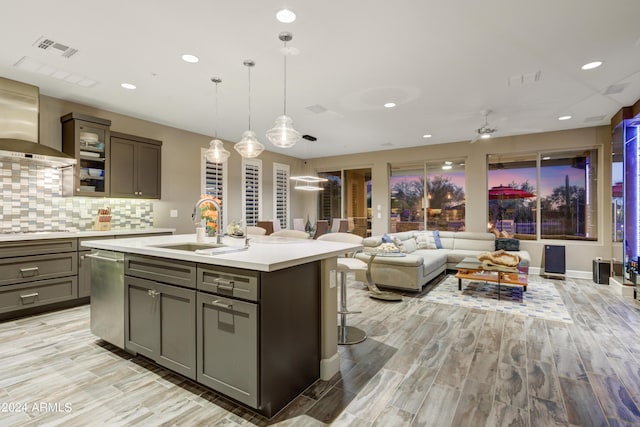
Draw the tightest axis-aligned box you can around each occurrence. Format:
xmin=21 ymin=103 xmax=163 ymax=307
xmin=234 ymin=130 xmax=264 ymax=158
xmin=267 ymin=32 xmax=300 ymax=149
xmin=205 ymin=138 xmax=230 ymax=163
xmin=266 ymin=115 xmax=302 ymax=148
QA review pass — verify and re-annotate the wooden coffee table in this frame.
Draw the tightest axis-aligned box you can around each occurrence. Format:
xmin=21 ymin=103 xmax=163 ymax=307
xmin=455 ymin=257 xmax=528 ymax=299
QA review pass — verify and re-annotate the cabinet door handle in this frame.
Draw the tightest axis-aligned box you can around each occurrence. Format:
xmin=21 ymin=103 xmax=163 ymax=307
xmin=19 ymin=266 xmax=39 ymax=277
xmin=214 ymin=278 xmax=234 ymax=291
xmin=211 ymin=299 xmax=232 ymax=309
xmin=148 ymin=289 xmax=160 ymax=298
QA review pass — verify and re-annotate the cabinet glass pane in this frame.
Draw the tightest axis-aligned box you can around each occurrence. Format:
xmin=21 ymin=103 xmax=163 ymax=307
xmin=78 ymin=124 xmax=106 ymax=193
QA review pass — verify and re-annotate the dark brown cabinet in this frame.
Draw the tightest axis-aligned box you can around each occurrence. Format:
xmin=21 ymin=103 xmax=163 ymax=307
xmin=110 ymin=132 xmax=162 ymax=199
xmin=125 ymin=275 xmax=197 ymax=380
xmin=61 ymin=113 xmax=111 ymax=197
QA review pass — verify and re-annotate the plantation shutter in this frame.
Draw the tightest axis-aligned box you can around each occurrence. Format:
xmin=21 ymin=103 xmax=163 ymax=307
xmin=273 ymin=163 xmax=290 ymax=230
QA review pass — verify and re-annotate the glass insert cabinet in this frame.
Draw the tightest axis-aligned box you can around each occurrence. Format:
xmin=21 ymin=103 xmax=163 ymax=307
xmin=61 ymin=112 xmax=111 ymax=197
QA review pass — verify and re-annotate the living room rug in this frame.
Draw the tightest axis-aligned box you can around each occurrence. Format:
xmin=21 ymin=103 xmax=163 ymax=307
xmin=422 ymin=275 xmax=573 ymax=323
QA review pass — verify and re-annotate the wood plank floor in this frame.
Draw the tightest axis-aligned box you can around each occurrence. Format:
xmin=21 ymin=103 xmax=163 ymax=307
xmin=2 ymin=274 xmax=640 ymax=426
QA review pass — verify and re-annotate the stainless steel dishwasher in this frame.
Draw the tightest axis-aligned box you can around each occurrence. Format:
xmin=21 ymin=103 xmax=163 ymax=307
xmin=86 ymin=250 xmax=125 ymax=349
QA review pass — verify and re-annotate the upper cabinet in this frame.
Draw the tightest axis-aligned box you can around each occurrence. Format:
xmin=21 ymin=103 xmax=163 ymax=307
xmin=110 ymin=131 xmax=162 ymax=199
xmin=61 ymin=113 xmax=111 ymax=197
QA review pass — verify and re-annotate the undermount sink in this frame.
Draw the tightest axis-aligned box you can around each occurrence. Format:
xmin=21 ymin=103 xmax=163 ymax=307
xmin=150 ymin=242 xmax=248 ymax=255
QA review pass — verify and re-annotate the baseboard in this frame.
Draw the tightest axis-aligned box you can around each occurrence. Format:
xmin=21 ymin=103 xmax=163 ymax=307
xmin=529 ymin=266 xmax=591 ymax=280
xmin=609 ymin=276 xmax=636 ymax=298
xmin=320 ymin=352 xmax=340 ymax=381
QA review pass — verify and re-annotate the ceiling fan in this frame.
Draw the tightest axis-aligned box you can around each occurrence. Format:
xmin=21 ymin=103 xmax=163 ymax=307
xmin=470 ymin=110 xmax=497 ymax=143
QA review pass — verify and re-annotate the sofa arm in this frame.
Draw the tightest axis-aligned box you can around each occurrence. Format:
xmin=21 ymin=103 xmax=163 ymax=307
xmin=355 ymin=253 xmax=424 ymax=267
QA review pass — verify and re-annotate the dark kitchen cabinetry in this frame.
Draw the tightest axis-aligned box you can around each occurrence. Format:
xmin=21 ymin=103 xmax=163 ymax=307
xmin=125 ymin=275 xmax=196 ymax=379
xmin=110 ymin=132 xmax=162 ymax=199
xmin=61 ymin=113 xmax=111 ymax=197
xmin=124 ymin=254 xmax=197 ymax=379
xmin=0 ymin=239 xmax=78 ymax=318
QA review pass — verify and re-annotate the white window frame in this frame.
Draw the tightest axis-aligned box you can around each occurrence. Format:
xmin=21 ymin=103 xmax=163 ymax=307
xmin=242 ymin=158 xmax=263 ymax=226
xmin=273 ymin=162 xmax=291 ymax=230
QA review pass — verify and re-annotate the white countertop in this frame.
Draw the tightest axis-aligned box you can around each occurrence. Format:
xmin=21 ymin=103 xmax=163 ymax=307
xmin=0 ymin=228 xmax=175 ymax=243
xmin=81 ymin=233 xmax=362 ymax=272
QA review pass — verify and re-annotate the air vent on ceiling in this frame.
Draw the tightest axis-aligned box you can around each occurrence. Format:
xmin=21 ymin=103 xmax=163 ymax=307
xmin=33 ymin=37 xmax=78 ymax=58
xmin=584 ymin=115 xmax=606 ymax=123
xmin=603 ymin=82 xmax=630 ymax=95
xmin=508 ymin=71 xmax=541 ymax=86
xmin=306 ymin=104 xmax=328 ymax=114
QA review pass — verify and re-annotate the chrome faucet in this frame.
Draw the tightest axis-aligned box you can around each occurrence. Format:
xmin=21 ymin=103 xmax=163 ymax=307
xmin=192 ymin=197 xmax=222 ymax=244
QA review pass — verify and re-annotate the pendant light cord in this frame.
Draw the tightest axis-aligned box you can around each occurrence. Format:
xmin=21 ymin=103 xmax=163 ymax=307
xmin=283 ymin=39 xmax=287 ymax=116
xmin=247 ymin=65 xmax=252 ymax=130
xmin=214 ymin=80 xmax=219 ymax=138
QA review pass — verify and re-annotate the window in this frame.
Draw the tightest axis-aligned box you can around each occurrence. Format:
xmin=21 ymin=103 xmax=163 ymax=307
xmin=487 ymin=154 xmax=537 ymax=239
xmin=426 ymin=160 xmax=466 ymax=231
xmin=317 ymin=171 xmax=342 ymax=221
xmin=242 ymin=158 xmax=262 ymax=226
xmin=273 ymin=163 xmax=290 ymax=229
xmin=612 ymin=127 xmax=624 ymax=242
xmin=390 ymin=161 xmax=466 ymax=233
xmin=390 ymin=164 xmax=424 ymax=232
xmin=540 ymin=149 xmax=597 ymax=241
xmin=201 ymin=148 xmax=228 ymax=226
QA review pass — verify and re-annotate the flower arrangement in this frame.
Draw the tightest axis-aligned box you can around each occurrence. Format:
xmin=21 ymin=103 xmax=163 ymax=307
xmin=198 ymin=194 xmax=222 ymax=236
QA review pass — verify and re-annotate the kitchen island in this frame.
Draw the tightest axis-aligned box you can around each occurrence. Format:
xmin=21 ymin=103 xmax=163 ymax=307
xmin=81 ymin=233 xmax=361 ymax=417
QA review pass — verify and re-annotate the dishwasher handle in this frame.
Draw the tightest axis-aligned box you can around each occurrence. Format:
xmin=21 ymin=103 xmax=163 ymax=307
xmin=85 ymin=253 xmax=124 ymax=263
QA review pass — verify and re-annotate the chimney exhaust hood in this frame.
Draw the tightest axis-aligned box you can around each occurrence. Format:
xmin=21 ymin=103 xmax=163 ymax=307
xmin=0 ymin=77 xmax=76 ymax=167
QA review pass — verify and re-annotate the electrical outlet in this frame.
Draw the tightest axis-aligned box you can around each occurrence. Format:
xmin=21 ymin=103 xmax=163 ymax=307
xmin=170 ymin=209 xmax=178 ymax=218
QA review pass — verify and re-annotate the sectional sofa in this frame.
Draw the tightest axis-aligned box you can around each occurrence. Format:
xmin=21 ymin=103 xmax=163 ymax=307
xmin=354 ymin=230 xmax=531 ymax=292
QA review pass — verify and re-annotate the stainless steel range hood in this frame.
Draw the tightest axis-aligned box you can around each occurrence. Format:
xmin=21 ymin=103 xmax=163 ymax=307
xmin=0 ymin=77 xmax=76 ymax=167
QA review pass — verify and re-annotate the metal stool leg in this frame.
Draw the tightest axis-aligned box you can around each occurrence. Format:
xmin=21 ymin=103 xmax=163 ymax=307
xmin=337 ymin=271 xmax=366 ymax=345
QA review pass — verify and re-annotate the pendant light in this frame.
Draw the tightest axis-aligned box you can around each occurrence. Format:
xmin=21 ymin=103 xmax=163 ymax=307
xmin=204 ymin=77 xmax=231 ymax=163
xmin=290 ymin=138 xmax=327 ymax=191
xmin=234 ymin=60 xmax=265 ymax=158
xmin=265 ymin=32 xmax=301 ymax=148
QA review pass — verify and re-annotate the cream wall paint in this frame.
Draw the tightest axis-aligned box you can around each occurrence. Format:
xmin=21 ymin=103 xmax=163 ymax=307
xmin=309 ymin=126 xmax=614 ymax=274
xmin=39 ymin=95 xmax=307 ymax=233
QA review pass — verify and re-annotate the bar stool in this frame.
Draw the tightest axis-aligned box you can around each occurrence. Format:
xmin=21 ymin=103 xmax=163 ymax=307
xmin=317 ymin=232 xmax=367 ymax=345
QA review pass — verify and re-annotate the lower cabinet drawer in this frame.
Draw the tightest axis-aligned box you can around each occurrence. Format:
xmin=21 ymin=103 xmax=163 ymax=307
xmin=0 ymin=253 xmax=78 ymax=286
xmin=0 ymin=276 xmax=78 ymax=314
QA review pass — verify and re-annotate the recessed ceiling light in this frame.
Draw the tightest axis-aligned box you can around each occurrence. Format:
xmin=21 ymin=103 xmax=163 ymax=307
xmin=121 ymin=83 xmax=136 ymax=90
xmin=444 ymin=161 xmax=452 ymax=165
xmin=481 ymin=134 xmax=491 ymax=139
xmin=542 ymin=156 xmax=551 ymax=160
xmin=442 ymin=165 xmax=452 ymax=170
xmin=181 ymin=54 xmax=199 ymax=63
xmin=384 ymin=102 xmax=396 ymax=108
xmin=422 ymin=134 xmax=432 ymax=138
xmin=558 ymin=115 xmax=572 ymax=121
xmin=581 ymin=61 xmax=603 ymax=70
xmin=276 ymin=9 xmax=296 ymax=23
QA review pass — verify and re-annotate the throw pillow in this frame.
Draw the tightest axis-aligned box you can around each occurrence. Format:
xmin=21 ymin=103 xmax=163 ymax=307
xmin=381 ymin=233 xmax=393 ymax=243
xmin=415 ymin=232 xmax=432 ymax=249
xmin=394 ymin=237 xmax=418 ymax=254
xmin=432 ymin=230 xmax=443 ymax=249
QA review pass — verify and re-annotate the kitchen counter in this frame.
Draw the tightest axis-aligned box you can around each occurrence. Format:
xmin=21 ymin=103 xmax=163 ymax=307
xmin=0 ymin=228 xmax=175 ymax=242
xmin=80 ymin=233 xmax=359 ymax=272
xmin=83 ymin=233 xmax=360 ymax=390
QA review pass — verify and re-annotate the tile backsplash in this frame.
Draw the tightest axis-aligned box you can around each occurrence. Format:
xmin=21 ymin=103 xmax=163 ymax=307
xmin=0 ymin=160 xmax=153 ymax=232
